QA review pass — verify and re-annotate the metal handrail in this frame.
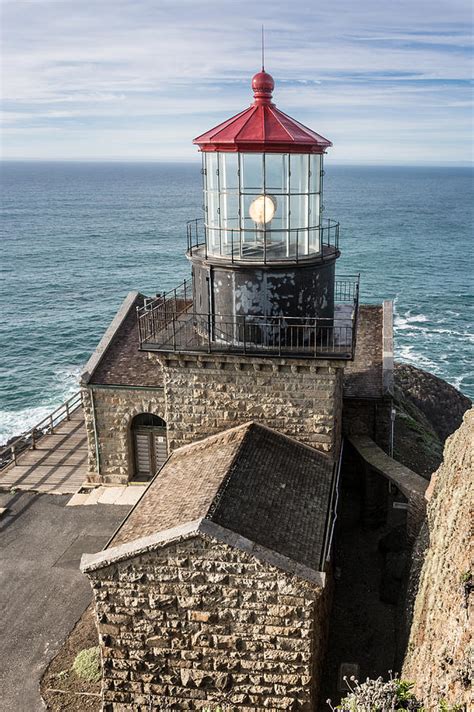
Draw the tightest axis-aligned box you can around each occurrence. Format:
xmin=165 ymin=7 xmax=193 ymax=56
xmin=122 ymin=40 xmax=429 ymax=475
xmin=186 ymin=217 xmax=340 ymax=265
xmin=0 ymin=391 xmax=83 ymax=470
xmin=137 ymin=275 xmax=360 ymax=356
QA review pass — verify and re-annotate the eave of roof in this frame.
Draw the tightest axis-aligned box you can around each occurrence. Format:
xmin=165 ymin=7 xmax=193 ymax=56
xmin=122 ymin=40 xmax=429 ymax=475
xmin=80 ymin=517 xmax=326 ymax=587
xmin=193 ymin=103 xmax=332 ymax=154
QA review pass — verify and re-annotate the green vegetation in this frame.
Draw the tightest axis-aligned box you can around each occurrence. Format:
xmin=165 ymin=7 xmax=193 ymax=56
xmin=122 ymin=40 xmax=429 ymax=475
xmin=327 ymin=674 xmax=465 ymax=712
xmin=72 ymin=646 xmax=101 ymax=683
xmin=438 ymin=700 xmax=464 ymax=712
xmin=327 ymin=674 xmax=422 ymax=712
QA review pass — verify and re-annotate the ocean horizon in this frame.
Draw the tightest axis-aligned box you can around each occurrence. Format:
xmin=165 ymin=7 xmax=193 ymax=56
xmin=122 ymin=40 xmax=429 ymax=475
xmin=1 ymin=160 xmax=473 ymax=445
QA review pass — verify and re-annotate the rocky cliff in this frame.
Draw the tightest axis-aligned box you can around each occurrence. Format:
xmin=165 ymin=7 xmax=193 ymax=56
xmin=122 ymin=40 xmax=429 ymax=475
xmin=393 ymin=363 xmax=471 ymax=479
xmin=402 ymin=407 xmax=473 ymax=709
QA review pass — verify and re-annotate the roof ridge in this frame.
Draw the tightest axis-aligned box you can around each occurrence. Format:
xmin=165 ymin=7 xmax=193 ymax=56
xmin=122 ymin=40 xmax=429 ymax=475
xmin=234 ymin=104 xmax=259 ymax=141
xmin=274 ymin=107 xmax=332 ymax=145
xmin=193 ymin=105 xmax=253 ymax=144
xmin=268 ymin=104 xmax=295 ymax=141
xmin=171 ymin=420 xmax=255 ymax=457
xmin=204 ymin=423 xmax=256 ymax=521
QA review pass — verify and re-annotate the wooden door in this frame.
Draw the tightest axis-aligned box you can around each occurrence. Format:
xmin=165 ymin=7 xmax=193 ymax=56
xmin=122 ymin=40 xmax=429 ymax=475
xmin=134 ymin=427 xmax=167 ymax=479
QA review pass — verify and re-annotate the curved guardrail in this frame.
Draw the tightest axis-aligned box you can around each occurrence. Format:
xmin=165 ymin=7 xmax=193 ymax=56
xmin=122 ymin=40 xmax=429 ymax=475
xmin=186 ymin=216 xmax=340 ymax=265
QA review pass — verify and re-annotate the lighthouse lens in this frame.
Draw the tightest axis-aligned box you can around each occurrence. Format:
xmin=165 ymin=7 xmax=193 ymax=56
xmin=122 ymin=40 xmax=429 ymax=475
xmin=249 ymin=195 xmax=276 ymax=224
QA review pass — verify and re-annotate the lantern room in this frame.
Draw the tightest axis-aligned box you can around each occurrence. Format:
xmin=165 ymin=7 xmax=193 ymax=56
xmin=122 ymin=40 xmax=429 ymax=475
xmin=193 ymin=71 xmax=336 ymax=263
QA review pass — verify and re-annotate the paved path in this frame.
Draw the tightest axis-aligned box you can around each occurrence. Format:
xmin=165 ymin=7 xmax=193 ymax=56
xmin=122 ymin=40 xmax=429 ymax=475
xmin=0 ymin=408 xmax=88 ymax=494
xmin=0 ymin=490 xmax=130 ymax=712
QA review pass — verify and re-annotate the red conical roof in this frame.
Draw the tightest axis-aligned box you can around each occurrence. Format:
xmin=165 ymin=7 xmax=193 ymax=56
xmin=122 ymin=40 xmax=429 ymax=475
xmin=193 ymin=71 xmax=332 ymax=154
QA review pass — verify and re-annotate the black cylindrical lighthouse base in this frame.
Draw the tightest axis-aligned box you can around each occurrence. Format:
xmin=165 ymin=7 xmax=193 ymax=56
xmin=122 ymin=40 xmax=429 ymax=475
xmin=189 ymin=248 xmax=340 ymax=348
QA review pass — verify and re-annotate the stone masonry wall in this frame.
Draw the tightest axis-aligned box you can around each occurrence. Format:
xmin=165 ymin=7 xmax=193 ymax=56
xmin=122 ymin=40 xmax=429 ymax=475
xmin=87 ymin=536 xmax=327 ymax=710
xmin=161 ymin=354 xmax=345 ymax=458
xmin=342 ymin=399 xmax=392 ymax=453
xmin=82 ymin=386 xmax=166 ymax=485
xmin=83 ymin=353 xmax=344 ymax=483
xmin=402 ymin=408 xmax=473 ymax=709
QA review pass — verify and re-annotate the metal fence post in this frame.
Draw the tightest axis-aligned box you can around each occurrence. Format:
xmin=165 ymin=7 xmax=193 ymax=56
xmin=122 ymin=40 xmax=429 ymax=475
xmin=172 ymin=315 xmax=177 ymax=351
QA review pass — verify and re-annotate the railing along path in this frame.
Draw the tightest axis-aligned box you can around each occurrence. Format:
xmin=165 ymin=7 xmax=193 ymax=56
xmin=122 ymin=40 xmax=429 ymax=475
xmin=0 ymin=391 xmax=83 ymax=471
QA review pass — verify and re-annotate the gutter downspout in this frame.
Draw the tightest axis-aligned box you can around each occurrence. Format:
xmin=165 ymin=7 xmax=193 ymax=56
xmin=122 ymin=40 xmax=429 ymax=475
xmin=89 ymin=387 xmax=101 ymax=476
xmin=323 ymin=439 xmax=344 ymax=567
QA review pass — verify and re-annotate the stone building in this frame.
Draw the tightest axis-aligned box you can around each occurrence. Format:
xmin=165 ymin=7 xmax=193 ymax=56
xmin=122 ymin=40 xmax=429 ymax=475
xmin=81 ymin=422 xmax=335 ymax=710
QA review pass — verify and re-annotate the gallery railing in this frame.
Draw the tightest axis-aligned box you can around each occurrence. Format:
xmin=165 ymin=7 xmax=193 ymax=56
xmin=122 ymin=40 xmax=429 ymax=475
xmin=186 ymin=217 xmax=340 ymax=264
xmin=137 ymin=276 xmax=359 ymax=360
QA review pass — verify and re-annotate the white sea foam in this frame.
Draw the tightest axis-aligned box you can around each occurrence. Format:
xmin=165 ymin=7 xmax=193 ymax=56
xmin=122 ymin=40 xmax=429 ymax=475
xmin=396 ymin=343 xmax=441 ymax=373
xmin=394 ymin=312 xmax=430 ymax=330
xmin=0 ymin=367 xmax=81 ymax=446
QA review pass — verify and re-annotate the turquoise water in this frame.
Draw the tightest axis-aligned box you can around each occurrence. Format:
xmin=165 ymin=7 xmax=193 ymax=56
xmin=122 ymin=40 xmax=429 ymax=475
xmin=1 ymin=161 xmax=472 ymax=444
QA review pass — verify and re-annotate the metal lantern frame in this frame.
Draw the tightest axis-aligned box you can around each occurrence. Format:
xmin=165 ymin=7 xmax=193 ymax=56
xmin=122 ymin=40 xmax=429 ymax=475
xmin=199 ymin=150 xmax=339 ymax=264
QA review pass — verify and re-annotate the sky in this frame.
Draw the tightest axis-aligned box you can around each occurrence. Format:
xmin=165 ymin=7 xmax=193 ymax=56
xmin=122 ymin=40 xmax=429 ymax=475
xmin=1 ymin=0 xmax=473 ymax=164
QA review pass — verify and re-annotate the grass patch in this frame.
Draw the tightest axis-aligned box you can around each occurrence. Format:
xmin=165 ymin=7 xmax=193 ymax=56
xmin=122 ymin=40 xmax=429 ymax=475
xmin=72 ymin=646 xmax=101 ymax=683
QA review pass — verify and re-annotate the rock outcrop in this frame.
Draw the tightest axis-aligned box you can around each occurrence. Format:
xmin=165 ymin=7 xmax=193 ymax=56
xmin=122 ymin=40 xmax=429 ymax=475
xmin=403 ymin=408 xmax=473 ymax=709
xmin=394 ymin=363 xmax=471 ymax=479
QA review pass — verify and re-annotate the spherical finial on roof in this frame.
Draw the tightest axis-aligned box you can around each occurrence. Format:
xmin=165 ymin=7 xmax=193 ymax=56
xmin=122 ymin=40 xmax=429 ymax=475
xmin=252 ymin=70 xmax=274 ymax=104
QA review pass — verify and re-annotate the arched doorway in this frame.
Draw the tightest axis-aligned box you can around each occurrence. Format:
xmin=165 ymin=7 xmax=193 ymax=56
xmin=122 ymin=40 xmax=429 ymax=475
xmin=131 ymin=413 xmax=167 ymax=480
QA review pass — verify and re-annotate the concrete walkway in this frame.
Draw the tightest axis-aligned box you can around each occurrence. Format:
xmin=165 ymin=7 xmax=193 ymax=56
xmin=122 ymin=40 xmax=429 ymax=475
xmin=0 ymin=408 xmax=88 ymax=494
xmin=0 ymin=490 xmax=131 ymax=712
xmin=67 ymin=484 xmax=145 ymax=507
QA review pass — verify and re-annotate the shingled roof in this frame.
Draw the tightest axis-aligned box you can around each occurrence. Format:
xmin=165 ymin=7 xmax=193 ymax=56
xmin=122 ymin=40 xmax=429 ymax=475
xmin=81 ymin=292 xmax=164 ymax=388
xmin=92 ymin=422 xmax=334 ymax=576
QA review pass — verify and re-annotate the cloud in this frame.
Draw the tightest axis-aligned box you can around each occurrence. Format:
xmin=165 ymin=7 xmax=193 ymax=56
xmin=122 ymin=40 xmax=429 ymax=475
xmin=0 ymin=0 xmax=472 ymax=163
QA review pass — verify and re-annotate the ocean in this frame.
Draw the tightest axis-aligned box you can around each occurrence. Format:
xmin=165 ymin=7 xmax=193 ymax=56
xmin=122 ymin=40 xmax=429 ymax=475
xmin=1 ymin=161 xmax=473 ymax=444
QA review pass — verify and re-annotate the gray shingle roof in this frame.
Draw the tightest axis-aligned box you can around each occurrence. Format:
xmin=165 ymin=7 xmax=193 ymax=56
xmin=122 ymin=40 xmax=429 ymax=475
xmin=110 ymin=422 xmax=334 ymax=571
xmin=89 ymin=294 xmax=164 ymax=387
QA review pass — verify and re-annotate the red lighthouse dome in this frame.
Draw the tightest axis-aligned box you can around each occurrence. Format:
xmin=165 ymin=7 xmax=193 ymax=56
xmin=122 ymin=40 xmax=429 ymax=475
xmin=193 ymin=71 xmax=332 ymax=154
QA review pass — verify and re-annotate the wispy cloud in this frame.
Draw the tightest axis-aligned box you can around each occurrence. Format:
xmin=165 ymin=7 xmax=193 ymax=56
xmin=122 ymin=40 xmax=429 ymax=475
xmin=1 ymin=0 xmax=472 ymax=163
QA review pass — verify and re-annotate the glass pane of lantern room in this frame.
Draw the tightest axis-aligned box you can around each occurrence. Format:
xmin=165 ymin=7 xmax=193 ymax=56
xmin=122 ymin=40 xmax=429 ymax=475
xmin=220 ymin=192 xmax=239 ymax=255
xmin=206 ymin=191 xmax=219 ymax=228
xmin=266 ymin=195 xmax=288 ymax=259
xmin=264 ymin=154 xmax=288 ymax=194
xmin=290 ymin=194 xmax=309 ymax=255
xmin=220 ymin=153 xmax=239 ymax=191
xmin=241 ymin=154 xmax=263 ymax=192
xmin=205 ymin=153 xmax=219 ymax=191
xmin=310 ymin=155 xmax=321 ymax=194
xmin=290 ymin=154 xmax=309 ymax=193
